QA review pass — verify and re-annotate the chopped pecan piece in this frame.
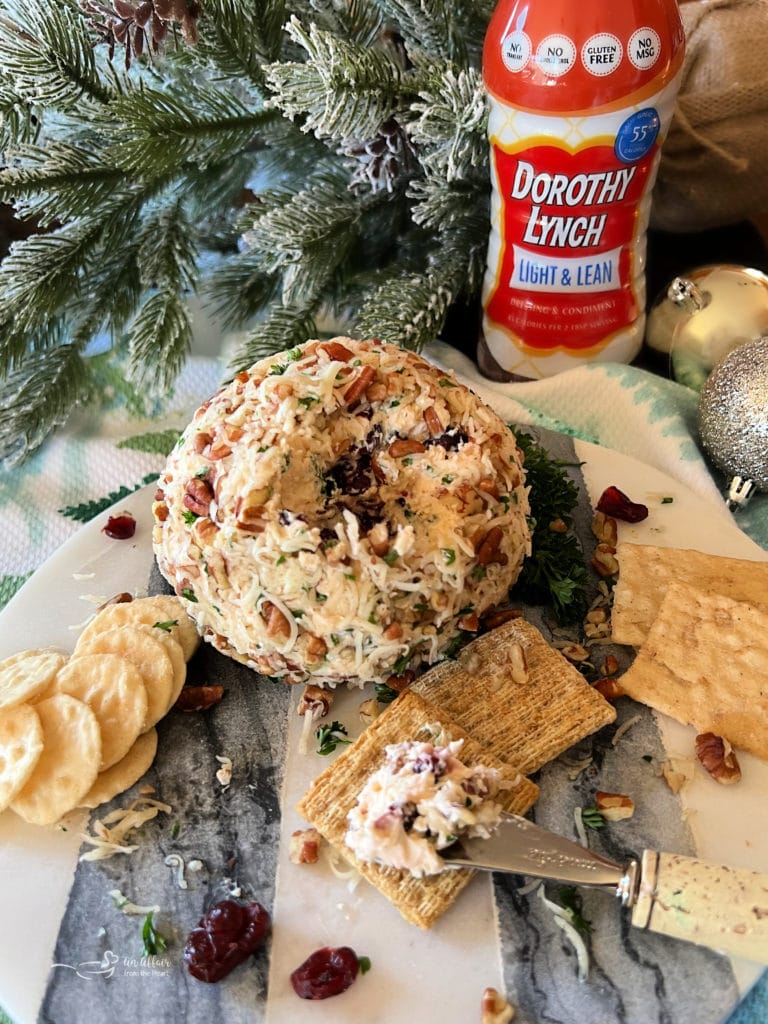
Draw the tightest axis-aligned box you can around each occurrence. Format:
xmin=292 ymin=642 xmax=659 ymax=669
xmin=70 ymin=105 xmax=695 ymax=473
xmin=477 ymin=477 xmax=501 ymax=500
xmin=192 ymin=431 xmax=212 ymax=454
xmin=365 ymin=381 xmax=387 ymax=403
xmin=481 ymin=608 xmax=523 ymax=629
xmin=262 ymin=600 xmax=291 ymax=641
xmin=297 ymin=684 xmax=333 ymax=718
xmin=97 ymin=592 xmax=133 ymax=611
xmin=457 ymin=612 xmax=480 ymax=632
xmin=591 ymin=543 xmax=619 ymax=577
xmin=695 ymin=732 xmax=741 ymax=785
xmin=593 ymin=677 xmax=625 ymax=702
xmin=507 ymin=642 xmax=528 ymax=685
xmin=184 ymin=476 xmax=214 ymax=517
xmin=385 ymin=670 xmax=415 ymax=692
xmin=305 ymin=635 xmax=328 ymax=662
xmin=481 ymin=987 xmax=515 ymax=1024
xmin=595 ymin=790 xmax=635 ymax=821
xmin=175 ymin=684 xmax=225 ymax=712
xmin=153 ymin=499 xmax=169 ymax=523
xmin=475 ymin=526 xmax=503 ymax=565
xmin=358 ymin=697 xmax=380 ymax=726
xmin=388 ymin=438 xmax=426 ymax=458
xmin=423 ymin=406 xmax=444 ymax=437
xmin=342 ymin=365 xmax=376 ymax=405
xmin=591 ymin=510 xmax=618 ymax=546
xmin=319 ymin=341 xmax=354 ymax=362
xmin=367 ymin=521 xmax=389 ymax=557
xmin=601 ymin=653 xmax=620 ymax=676
xmin=289 ymin=827 xmax=321 ymax=865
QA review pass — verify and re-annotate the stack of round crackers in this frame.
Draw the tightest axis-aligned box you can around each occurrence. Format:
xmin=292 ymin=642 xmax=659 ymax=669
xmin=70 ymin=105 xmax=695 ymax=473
xmin=0 ymin=595 xmax=199 ymax=826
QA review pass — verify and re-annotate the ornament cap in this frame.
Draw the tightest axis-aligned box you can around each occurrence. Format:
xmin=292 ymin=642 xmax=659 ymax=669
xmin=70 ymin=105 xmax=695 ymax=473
xmin=667 ymin=276 xmax=707 ymax=312
xmin=726 ymin=476 xmax=757 ymax=512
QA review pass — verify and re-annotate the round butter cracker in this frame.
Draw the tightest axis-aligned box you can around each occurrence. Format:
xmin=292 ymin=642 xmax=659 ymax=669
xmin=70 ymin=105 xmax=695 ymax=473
xmin=0 ymin=703 xmax=44 ymax=812
xmin=75 ymin=626 xmax=174 ymax=731
xmin=79 ymin=728 xmax=158 ymax=809
xmin=50 ymin=653 xmax=148 ymax=771
xmin=11 ymin=694 xmax=101 ymax=826
xmin=0 ymin=649 xmax=67 ymax=709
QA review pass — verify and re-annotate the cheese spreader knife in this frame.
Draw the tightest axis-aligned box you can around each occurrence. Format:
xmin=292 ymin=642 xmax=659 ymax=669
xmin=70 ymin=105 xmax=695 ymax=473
xmin=441 ymin=813 xmax=768 ymax=964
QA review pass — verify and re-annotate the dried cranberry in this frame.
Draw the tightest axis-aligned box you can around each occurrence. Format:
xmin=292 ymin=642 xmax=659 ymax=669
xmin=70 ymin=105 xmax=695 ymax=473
xmin=183 ymin=898 xmax=271 ymax=983
xmin=102 ymin=513 xmax=136 ymax=539
xmin=596 ymin=486 xmax=648 ymax=523
xmin=290 ymin=946 xmax=361 ymax=999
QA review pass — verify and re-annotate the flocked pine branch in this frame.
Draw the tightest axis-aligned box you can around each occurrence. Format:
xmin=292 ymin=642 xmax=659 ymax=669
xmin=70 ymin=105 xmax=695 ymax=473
xmin=0 ymin=0 xmax=504 ymax=465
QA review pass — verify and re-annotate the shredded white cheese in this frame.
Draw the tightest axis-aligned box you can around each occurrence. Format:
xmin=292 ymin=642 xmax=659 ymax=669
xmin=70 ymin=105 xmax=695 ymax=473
xmin=574 ymin=807 xmax=589 ymax=849
xmin=611 ymin=714 xmax=642 ymax=747
xmin=538 ymin=887 xmax=590 ymax=981
xmin=164 ymin=853 xmax=189 ymax=889
xmin=110 ymin=889 xmax=161 ymax=916
xmin=79 ymin=796 xmax=172 ymax=862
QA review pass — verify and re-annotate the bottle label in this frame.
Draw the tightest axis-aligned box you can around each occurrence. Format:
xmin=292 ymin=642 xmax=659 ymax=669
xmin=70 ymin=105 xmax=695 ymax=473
xmin=484 ymin=121 xmax=657 ymax=352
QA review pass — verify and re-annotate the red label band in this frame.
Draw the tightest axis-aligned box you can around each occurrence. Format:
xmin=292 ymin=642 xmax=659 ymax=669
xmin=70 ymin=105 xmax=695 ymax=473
xmin=484 ymin=142 xmax=654 ymax=351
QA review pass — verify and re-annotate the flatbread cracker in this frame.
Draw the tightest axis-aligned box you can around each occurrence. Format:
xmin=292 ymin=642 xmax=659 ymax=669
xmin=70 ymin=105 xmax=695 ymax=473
xmin=612 ymin=543 xmax=768 ymax=647
xmin=618 ymin=581 xmax=768 ymax=759
xmin=0 ymin=649 xmax=67 ymax=709
xmin=298 ymin=690 xmax=538 ymax=929
xmin=11 ymin=694 xmax=101 ymax=826
xmin=0 ymin=703 xmax=44 ymax=812
xmin=411 ymin=619 xmax=616 ymax=774
xmin=79 ymin=728 xmax=158 ymax=809
xmin=75 ymin=625 xmax=174 ymax=731
xmin=77 ymin=595 xmax=200 ymax=661
xmin=49 ymin=653 xmax=148 ymax=770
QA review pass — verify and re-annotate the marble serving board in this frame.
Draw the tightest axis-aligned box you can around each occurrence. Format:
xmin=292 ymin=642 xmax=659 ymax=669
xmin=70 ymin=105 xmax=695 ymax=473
xmin=3 ymin=427 xmax=757 ymax=1024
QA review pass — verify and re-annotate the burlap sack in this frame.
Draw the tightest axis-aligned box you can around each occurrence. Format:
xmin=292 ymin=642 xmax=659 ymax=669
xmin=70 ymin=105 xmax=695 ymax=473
xmin=651 ymin=0 xmax=768 ymax=232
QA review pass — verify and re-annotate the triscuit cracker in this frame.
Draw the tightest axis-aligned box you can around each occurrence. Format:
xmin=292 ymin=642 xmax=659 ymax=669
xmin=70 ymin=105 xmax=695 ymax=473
xmin=298 ymin=690 xmax=538 ymax=929
xmin=11 ymin=694 xmax=101 ymax=826
xmin=48 ymin=653 xmax=148 ymax=770
xmin=612 ymin=543 xmax=768 ymax=647
xmin=411 ymin=619 xmax=616 ymax=774
xmin=0 ymin=649 xmax=67 ymax=709
xmin=77 ymin=595 xmax=200 ymax=661
xmin=75 ymin=625 xmax=174 ymax=731
xmin=79 ymin=728 xmax=158 ymax=809
xmin=618 ymin=581 xmax=768 ymax=759
xmin=0 ymin=704 xmax=44 ymax=812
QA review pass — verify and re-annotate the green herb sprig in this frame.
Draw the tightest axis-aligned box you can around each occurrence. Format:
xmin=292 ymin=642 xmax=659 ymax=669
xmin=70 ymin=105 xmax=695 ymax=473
xmin=511 ymin=431 xmax=589 ymax=624
xmin=315 ymin=720 xmax=352 ymax=755
xmin=558 ymin=886 xmax=593 ymax=938
xmin=580 ymin=806 xmax=606 ymax=830
xmin=141 ymin=912 xmax=168 ymax=957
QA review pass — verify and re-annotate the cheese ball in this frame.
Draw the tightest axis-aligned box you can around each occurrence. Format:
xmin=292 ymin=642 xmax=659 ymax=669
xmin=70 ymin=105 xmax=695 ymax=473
xmin=152 ymin=338 xmax=531 ymax=686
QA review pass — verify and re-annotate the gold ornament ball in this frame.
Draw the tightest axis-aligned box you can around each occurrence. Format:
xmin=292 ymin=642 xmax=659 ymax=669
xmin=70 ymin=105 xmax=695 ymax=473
xmin=647 ymin=265 xmax=768 ymax=386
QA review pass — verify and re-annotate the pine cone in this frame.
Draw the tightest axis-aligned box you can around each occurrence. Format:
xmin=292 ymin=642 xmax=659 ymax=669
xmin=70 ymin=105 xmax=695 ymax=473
xmin=80 ymin=0 xmax=201 ymax=67
xmin=343 ymin=117 xmax=416 ymax=194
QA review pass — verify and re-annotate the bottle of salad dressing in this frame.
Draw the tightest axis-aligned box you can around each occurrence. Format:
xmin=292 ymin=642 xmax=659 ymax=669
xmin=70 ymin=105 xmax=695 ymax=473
xmin=478 ymin=0 xmax=685 ymax=380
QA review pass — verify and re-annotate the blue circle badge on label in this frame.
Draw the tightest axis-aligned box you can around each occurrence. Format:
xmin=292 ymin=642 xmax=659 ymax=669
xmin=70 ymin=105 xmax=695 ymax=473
xmin=615 ymin=108 xmax=660 ymax=163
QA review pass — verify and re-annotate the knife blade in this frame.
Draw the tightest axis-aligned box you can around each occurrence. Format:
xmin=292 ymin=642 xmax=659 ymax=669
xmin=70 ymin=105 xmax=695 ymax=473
xmin=442 ymin=813 xmax=768 ymax=964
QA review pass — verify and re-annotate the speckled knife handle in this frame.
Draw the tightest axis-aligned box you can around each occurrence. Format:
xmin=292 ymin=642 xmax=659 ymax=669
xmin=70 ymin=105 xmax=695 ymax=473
xmin=631 ymin=850 xmax=768 ymax=964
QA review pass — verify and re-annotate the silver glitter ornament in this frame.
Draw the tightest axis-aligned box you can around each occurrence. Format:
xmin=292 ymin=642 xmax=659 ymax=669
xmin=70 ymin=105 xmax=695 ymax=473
xmin=698 ymin=336 xmax=768 ymax=509
xmin=646 ymin=264 xmax=768 ymax=390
